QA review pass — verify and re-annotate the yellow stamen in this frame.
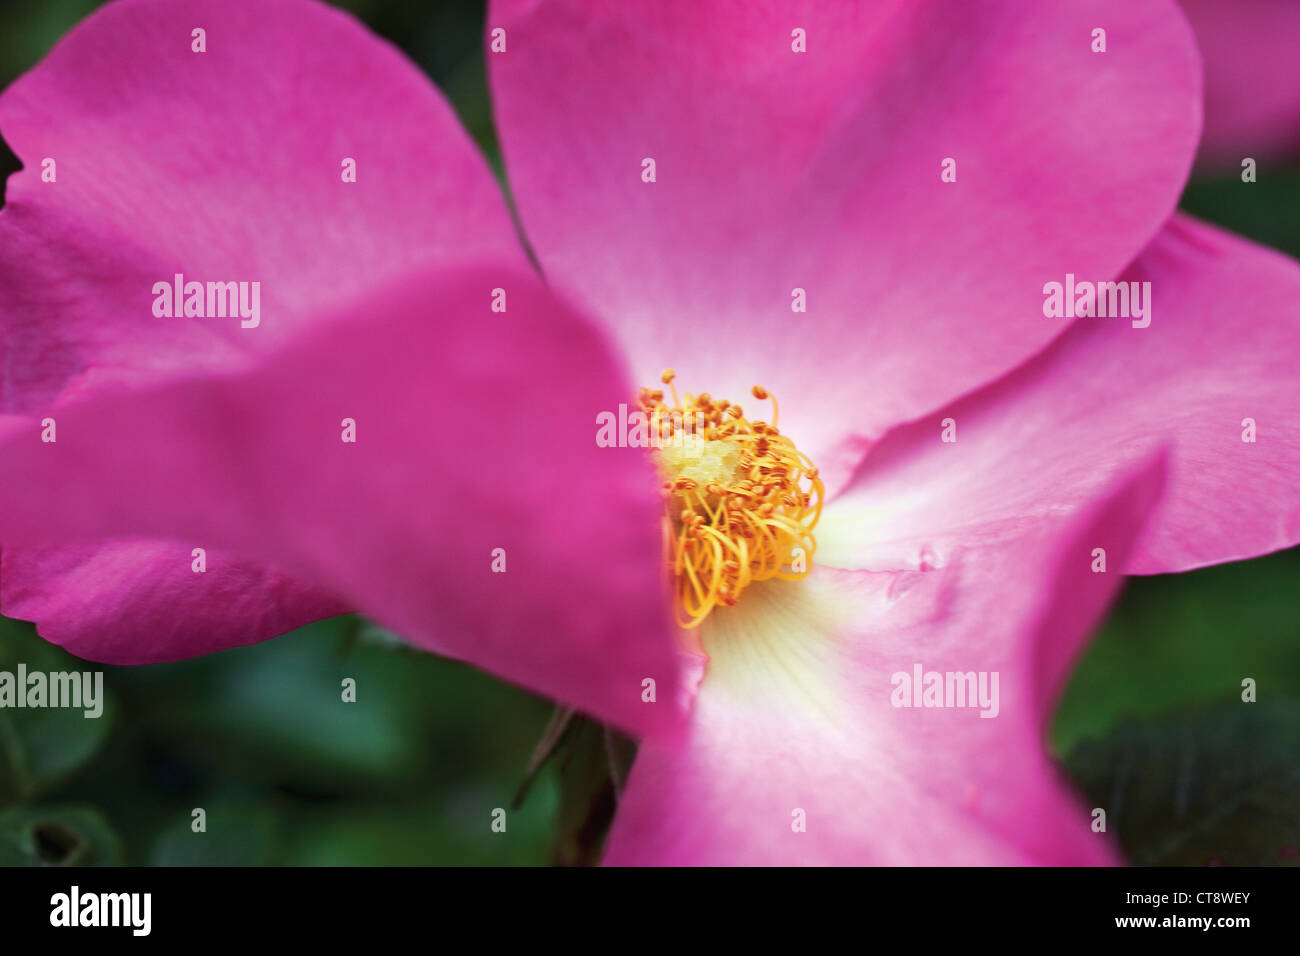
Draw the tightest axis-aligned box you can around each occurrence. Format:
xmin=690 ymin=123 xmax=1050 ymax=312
xmin=639 ymin=372 xmax=824 ymax=629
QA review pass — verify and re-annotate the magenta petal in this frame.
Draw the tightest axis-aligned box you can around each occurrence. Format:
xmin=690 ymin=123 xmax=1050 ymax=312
xmin=0 ymin=266 xmax=683 ymax=736
xmin=0 ymin=0 xmax=522 ymax=412
xmin=489 ymin=0 xmax=1200 ymax=490
xmin=1 ymin=0 xmax=523 ymax=659
xmin=2 ymin=542 xmax=347 ymax=663
xmin=1180 ymin=0 xmax=1300 ymax=173
xmin=604 ymin=454 xmax=1166 ymax=865
xmin=820 ymin=215 xmax=1300 ymax=575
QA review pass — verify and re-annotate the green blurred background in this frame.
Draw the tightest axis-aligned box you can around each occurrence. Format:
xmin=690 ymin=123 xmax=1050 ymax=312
xmin=0 ymin=0 xmax=1297 ymax=866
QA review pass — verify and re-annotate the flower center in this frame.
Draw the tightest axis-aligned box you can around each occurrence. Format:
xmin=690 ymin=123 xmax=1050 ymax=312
xmin=639 ymin=369 xmax=824 ymax=629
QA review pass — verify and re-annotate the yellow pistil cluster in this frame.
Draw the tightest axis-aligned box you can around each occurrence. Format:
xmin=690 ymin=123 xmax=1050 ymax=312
xmin=639 ymin=369 xmax=825 ymax=629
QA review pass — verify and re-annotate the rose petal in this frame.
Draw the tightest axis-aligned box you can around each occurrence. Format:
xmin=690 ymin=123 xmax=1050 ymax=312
xmin=0 ymin=0 xmax=522 ymax=411
xmin=489 ymin=0 xmax=1200 ymax=491
xmin=604 ymin=453 xmax=1166 ymax=864
xmin=818 ymin=215 xmax=1300 ymax=574
xmin=0 ymin=266 xmax=683 ymax=736
xmin=0 ymin=0 xmax=524 ymax=653
xmin=1180 ymin=0 xmax=1300 ymax=173
xmin=2 ymin=541 xmax=347 ymax=663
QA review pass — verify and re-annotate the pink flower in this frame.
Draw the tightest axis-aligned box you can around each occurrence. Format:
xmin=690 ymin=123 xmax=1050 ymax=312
xmin=1 ymin=0 xmax=1298 ymax=864
xmin=1179 ymin=0 xmax=1300 ymax=173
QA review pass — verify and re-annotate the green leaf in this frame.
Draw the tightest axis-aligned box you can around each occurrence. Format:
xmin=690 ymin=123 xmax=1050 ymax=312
xmin=0 ymin=618 xmax=115 ymax=804
xmin=150 ymin=803 xmax=280 ymax=866
xmin=1180 ymin=169 xmax=1300 ymax=261
xmin=1053 ymin=549 xmax=1300 ymax=755
xmin=1065 ymin=699 xmax=1300 ymax=866
xmin=113 ymin=616 xmax=552 ymax=795
xmin=551 ymin=719 xmax=635 ymax=867
xmin=0 ymin=804 xmax=122 ymax=866
xmin=281 ymin=791 xmax=557 ymax=866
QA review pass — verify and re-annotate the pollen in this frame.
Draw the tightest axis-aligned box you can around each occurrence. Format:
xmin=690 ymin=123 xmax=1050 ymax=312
xmin=638 ymin=370 xmax=824 ymax=629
